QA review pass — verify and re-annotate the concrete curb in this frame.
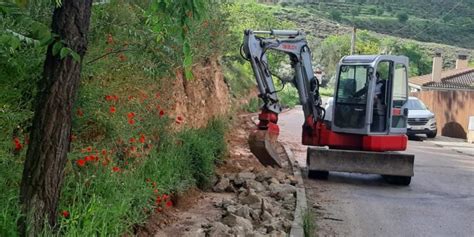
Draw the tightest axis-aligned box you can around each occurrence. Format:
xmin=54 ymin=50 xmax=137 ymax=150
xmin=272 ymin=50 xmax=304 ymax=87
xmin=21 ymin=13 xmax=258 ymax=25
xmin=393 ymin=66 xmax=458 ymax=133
xmin=283 ymin=145 xmax=308 ymax=237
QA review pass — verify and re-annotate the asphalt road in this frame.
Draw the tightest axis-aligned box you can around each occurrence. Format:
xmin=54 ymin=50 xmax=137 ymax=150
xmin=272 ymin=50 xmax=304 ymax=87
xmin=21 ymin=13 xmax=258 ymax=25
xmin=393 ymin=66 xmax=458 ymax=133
xmin=278 ymin=107 xmax=474 ymax=237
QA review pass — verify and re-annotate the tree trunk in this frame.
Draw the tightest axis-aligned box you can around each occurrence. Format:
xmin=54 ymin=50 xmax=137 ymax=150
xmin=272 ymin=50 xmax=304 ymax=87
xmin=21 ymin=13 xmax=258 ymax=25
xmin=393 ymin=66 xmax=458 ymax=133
xmin=18 ymin=0 xmax=92 ymax=235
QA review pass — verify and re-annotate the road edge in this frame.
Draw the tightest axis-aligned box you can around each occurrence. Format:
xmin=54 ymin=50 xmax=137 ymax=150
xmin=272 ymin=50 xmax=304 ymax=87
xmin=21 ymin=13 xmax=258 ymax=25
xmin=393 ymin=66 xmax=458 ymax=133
xmin=283 ymin=144 xmax=308 ymax=237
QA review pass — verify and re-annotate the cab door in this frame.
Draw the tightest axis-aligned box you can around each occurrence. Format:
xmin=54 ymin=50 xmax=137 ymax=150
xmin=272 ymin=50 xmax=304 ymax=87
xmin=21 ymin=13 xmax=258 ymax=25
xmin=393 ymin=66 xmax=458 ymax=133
xmin=389 ymin=59 xmax=409 ymax=134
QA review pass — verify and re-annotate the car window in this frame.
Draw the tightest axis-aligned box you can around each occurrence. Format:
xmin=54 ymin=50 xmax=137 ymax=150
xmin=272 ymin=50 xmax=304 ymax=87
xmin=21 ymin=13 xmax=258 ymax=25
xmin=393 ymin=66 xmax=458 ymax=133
xmin=405 ymin=99 xmax=427 ymax=110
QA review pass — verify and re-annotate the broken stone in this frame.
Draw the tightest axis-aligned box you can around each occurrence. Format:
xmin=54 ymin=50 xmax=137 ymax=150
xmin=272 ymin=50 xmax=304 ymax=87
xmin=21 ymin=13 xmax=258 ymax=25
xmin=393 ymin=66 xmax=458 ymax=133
xmin=286 ymin=175 xmax=298 ymax=185
xmin=263 ymin=221 xmax=281 ymax=233
xmin=208 ymin=222 xmax=231 ymax=237
xmin=261 ymin=198 xmax=280 ymax=217
xmin=245 ymin=180 xmax=266 ymax=193
xmin=240 ymin=193 xmax=262 ymax=208
xmin=261 ymin=211 xmax=273 ymax=222
xmin=250 ymin=208 xmax=260 ymax=221
xmin=269 ymin=230 xmax=287 ymax=237
xmin=256 ymin=170 xmax=272 ymax=182
xmin=238 ymin=171 xmax=256 ymax=181
xmin=222 ymin=214 xmax=253 ymax=232
xmin=235 ymin=205 xmax=251 ymax=219
xmin=226 ymin=205 xmax=237 ymax=214
xmin=213 ymin=177 xmax=230 ymax=193
xmin=219 ymin=199 xmax=235 ymax=208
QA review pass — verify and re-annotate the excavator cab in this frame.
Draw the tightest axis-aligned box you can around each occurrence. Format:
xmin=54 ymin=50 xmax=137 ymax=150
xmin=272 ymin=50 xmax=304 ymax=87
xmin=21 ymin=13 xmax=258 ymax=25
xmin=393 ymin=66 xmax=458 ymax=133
xmin=331 ymin=55 xmax=409 ymax=136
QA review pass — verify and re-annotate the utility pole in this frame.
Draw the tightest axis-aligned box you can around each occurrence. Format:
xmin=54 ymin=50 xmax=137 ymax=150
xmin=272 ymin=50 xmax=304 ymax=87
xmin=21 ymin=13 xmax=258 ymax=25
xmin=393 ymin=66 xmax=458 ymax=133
xmin=350 ymin=26 xmax=357 ymax=55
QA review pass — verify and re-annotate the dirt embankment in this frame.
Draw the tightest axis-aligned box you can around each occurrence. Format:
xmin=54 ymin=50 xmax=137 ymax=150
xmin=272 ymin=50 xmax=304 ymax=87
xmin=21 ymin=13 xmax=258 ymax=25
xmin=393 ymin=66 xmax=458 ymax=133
xmin=167 ymin=59 xmax=231 ymax=128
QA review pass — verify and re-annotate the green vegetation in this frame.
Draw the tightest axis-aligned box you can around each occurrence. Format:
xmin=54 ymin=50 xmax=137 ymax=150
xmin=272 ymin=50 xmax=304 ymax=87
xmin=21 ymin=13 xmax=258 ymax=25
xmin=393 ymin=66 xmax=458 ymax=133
xmin=396 ymin=11 xmax=409 ymax=23
xmin=281 ymin=0 xmax=474 ymax=49
xmin=303 ymin=208 xmax=316 ymax=237
xmin=315 ymin=30 xmax=432 ymax=78
xmin=0 ymin=0 xmax=308 ymax=235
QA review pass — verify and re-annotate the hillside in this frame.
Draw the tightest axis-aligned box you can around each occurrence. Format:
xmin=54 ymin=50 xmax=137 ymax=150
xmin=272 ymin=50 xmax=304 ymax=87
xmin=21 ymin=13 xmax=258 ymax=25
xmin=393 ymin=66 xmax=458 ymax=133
xmin=270 ymin=5 xmax=474 ymax=74
xmin=278 ymin=0 xmax=474 ymax=49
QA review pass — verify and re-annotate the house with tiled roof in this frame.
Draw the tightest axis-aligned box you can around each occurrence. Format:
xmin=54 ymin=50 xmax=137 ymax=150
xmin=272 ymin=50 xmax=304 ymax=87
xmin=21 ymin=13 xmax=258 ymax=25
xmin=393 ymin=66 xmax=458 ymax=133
xmin=409 ymin=53 xmax=473 ymax=91
xmin=409 ymin=53 xmax=474 ymax=140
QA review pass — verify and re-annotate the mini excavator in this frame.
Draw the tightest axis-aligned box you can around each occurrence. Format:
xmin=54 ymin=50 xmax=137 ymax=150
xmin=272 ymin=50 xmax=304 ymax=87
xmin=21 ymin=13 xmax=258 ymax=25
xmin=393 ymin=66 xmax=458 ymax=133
xmin=242 ymin=29 xmax=414 ymax=185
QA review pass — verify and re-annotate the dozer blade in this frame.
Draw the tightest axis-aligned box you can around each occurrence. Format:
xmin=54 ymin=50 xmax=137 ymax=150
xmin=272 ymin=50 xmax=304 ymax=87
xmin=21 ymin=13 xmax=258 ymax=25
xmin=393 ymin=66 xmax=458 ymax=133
xmin=248 ymin=130 xmax=282 ymax=168
xmin=307 ymin=147 xmax=414 ymax=177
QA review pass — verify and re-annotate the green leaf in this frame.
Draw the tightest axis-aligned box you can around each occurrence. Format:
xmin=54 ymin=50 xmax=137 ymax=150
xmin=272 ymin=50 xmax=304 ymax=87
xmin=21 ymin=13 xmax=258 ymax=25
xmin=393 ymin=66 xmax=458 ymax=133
xmin=52 ymin=41 xmax=63 ymax=56
xmin=60 ymin=47 xmax=71 ymax=59
xmin=70 ymin=51 xmax=80 ymax=62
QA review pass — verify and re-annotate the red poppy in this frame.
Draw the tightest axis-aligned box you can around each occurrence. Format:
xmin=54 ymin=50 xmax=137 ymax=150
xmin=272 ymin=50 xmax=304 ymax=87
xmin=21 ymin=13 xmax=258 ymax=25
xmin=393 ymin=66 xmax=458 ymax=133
xmin=146 ymin=178 xmax=151 ymax=183
xmin=109 ymin=106 xmax=116 ymax=113
xmin=165 ymin=200 xmax=173 ymax=208
xmin=101 ymin=149 xmax=107 ymax=155
xmin=130 ymin=146 xmax=137 ymax=152
xmin=153 ymin=189 xmax=159 ymax=194
xmin=76 ymin=159 xmax=86 ymax=167
xmin=177 ymin=116 xmax=183 ymax=121
xmin=61 ymin=210 xmax=70 ymax=218
xmin=76 ymin=108 xmax=84 ymax=117
xmin=85 ymin=155 xmax=94 ymax=162
xmin=159 ymin=110 xmax=165 ymax=117
xmin=127 ymin=112 xmax=135 ymax=119
xmin=105 ymin=95 xmax=113 ymax=101
xmin=129 ymin=137 xmax=136 ymax=143
xmin=112 ymin=95 xmax=118 ymax=101
xmin=86 ymin=146 xmax=92 ymax=152
xmin=13 ymin=138 xmax=23 ymax=151
xmin=155 ymin=196 xmax=162 ymax=204
xmin=139 ymin=134 xmax=145 ymax=143
xmin=118 ymin=53 xmax=127 ymax=62
xmin=128 ymin=119 xmax=135 ymax=125
xmin=112 ymin=166 xmax=120 ymax=172
xmin=106 ymin=34 xmax=114 ymax=45
xmin=162 ymin=194 xmax=169 ymax=200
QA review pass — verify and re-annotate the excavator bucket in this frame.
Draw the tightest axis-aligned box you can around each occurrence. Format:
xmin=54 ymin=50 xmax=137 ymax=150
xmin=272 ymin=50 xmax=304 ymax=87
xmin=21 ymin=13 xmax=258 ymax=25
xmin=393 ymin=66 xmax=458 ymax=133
xmin=307 ymin=147 xmax=414 ymax=184
xmin=248 ymin=130 xmax=283 ymax=168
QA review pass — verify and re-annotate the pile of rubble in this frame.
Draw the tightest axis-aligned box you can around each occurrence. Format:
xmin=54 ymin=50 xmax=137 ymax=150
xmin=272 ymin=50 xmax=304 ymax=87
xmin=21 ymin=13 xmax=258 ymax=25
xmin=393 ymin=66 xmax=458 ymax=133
xmin=205 ymin=168 xmax=298 ymax=237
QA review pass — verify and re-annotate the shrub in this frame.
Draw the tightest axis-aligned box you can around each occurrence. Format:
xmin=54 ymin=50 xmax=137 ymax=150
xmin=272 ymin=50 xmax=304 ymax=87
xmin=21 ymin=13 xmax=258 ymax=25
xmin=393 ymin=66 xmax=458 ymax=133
xmin=329 ymin=9 xmax=342 ymax=21
xmin=368 ymin=7 xmax=377 ymax=15
xmin=397 ymin=12 xmax=409 ymax=23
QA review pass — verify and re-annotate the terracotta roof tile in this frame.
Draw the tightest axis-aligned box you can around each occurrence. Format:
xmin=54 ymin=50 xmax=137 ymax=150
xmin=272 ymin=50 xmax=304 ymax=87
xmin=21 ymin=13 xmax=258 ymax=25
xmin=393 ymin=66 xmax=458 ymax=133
xmin=409 ymin=67 xmax=474 ymax=90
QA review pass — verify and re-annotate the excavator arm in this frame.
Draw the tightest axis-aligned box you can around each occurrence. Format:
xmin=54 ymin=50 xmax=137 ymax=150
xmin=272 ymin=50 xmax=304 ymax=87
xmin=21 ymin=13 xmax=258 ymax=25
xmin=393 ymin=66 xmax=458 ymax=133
xmin=242 ymin=29 xmax=324 ymax=167
xmin=242 ymin=29 xmax=324 ymax=126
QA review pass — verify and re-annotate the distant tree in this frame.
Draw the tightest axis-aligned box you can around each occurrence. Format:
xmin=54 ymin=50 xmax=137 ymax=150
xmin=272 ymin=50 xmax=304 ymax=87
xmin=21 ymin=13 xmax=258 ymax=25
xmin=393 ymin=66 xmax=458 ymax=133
xmin=351 ymin=8 xmax=359 ymax=17
xmin=397 ymin=12 xmax=409 ymax=23
xmin=368 ymin=6 xmax=377 ymax=15
xmin=376 ymin=8 xmax=384 ymax=16
xmin=442 ymin=15 xmax=452 ymax=23
xmin=329 ymin=9 xmax=342 ymax=21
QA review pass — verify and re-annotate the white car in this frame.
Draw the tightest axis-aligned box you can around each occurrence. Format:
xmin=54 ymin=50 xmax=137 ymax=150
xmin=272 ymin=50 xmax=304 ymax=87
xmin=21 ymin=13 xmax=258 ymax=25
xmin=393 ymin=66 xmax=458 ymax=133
xmin=404 ymin=97 xmax=437 ymax=138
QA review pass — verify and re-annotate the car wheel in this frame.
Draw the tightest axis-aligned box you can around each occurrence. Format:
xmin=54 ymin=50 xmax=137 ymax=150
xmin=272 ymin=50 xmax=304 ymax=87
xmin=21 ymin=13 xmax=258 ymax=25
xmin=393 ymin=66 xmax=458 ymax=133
xmin=427 ymin=130 xmax=437 ymax=138
xmin=308 ymin=170 xmax=329 ymax=180
xmin=383 ymin=175 xmax=411 ymax=186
